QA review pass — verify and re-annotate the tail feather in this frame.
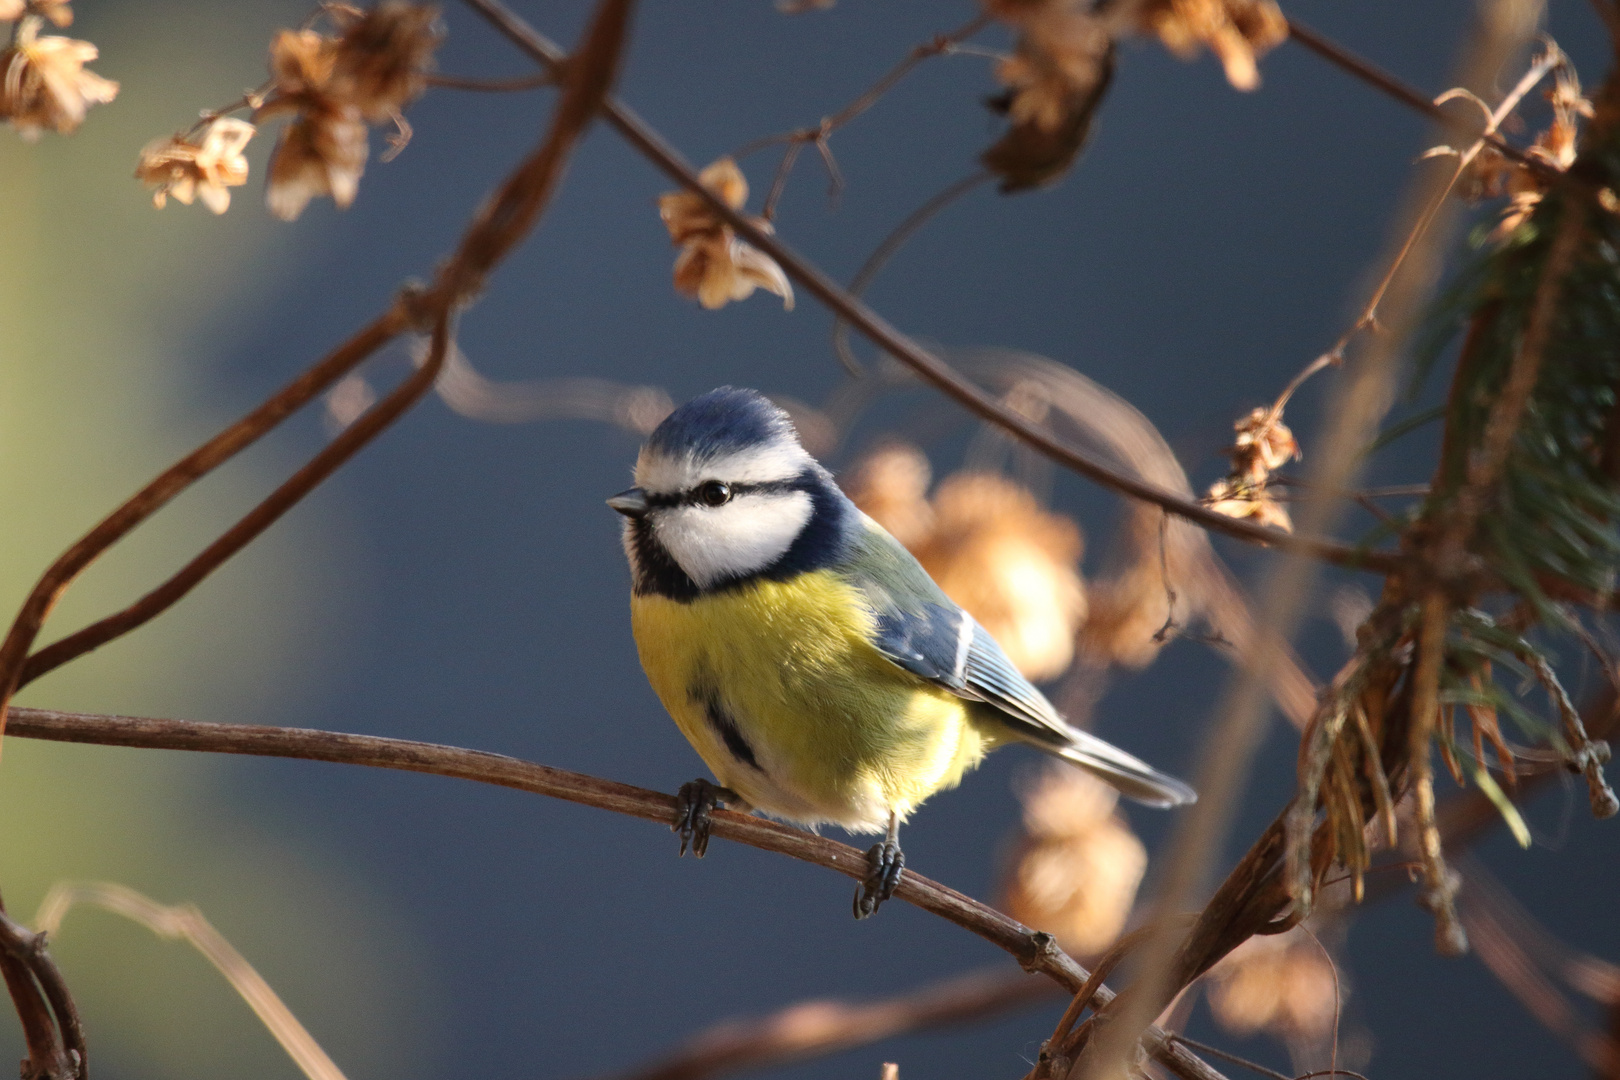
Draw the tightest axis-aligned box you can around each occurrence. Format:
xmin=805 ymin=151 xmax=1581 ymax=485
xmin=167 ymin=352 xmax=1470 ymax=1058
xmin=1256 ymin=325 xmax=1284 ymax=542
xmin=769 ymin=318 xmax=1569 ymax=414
xmin=1048 ymin=729 xmax=1197 ymax=808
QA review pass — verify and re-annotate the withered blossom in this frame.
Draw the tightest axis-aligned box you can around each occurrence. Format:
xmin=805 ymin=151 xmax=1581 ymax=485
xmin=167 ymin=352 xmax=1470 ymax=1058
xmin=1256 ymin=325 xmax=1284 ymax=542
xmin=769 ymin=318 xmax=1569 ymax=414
xmin=1207 ymin=928 xmax=1338 ymax=1041
xmin=329 ymin=1 xmax=442 ymax=122
xmin=0 ymin=1 xmax=70 ymax=24
xmin=0 ymin=18 xmax=116 ymax=139
xmin=1137 ymin=0 xmax=1287 ymax=91
xmin=265 ymin=105 xmax=368 ymax=221
xmin=1484 ymin=56 xmax=1592 ymax=241
xmin=845 ymin=446 xmax=1086 ymax=681
xmin=135 ymin=117 xmax=255 ymax=214
xmin=658 ymin=158 xmax=793 ymax=311
xmin=998 ymin=766 xmax=1147 ymax=954
xmin=249 ymin=6 xmax=440 ymax=221
xmin=980 ymin=0 xmax=1113 ymax=191
xmin=1206 ymin=406 xmax=1297 ymax=532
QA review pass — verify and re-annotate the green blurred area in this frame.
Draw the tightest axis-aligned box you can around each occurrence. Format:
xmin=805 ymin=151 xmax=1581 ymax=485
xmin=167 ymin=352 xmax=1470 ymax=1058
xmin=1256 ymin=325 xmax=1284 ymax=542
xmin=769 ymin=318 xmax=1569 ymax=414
xmin=0 ymin=3 xmax=428 ymax=1077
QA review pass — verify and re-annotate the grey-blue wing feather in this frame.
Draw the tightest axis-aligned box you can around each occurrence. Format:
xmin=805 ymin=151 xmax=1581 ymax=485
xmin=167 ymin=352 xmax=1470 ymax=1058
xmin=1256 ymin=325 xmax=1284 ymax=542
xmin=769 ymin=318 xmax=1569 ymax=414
xmin=847 ymin=517 xmax=1196 ymax=808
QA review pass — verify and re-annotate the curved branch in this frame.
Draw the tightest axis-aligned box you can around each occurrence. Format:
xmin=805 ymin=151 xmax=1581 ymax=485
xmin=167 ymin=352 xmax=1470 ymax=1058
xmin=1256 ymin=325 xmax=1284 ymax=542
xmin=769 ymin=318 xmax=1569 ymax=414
xmin=3 ymin=705 xmax=1227 ymax=1080
xmin=459 ymin=0 xmax=1402 ymax=577
xmin=0 ymin=902 xmax=83 ymax=1080
xmin=2 ymin=0 xmax=636 ymax=709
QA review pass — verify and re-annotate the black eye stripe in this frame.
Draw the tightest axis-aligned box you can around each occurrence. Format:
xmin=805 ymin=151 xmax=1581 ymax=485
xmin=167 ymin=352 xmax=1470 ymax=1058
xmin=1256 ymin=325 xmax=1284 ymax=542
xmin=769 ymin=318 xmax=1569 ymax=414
xmin=644 ymin=480 xmax=800 ymax=509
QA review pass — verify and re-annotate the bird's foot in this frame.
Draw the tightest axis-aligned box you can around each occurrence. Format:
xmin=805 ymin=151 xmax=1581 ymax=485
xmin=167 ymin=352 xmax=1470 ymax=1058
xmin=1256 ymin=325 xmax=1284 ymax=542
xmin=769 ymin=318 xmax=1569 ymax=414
xmin=672 ymin=778 xmax=740 ymax=858
xmin=854 ymin=838 xmax=904 ymax=920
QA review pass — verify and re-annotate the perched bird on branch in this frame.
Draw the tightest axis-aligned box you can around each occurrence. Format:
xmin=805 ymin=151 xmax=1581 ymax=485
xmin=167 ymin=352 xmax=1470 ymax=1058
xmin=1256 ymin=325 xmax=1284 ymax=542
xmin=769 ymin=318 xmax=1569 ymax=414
xmin=608 ymin=387 xmax=1194 ymax=918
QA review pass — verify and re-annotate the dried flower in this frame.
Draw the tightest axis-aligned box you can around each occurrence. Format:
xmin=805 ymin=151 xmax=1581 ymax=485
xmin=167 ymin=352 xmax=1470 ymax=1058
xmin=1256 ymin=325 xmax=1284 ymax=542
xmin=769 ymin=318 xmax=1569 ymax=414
xmin=1204 ymin=406 xmax=1296 ymax=531
xmin=658 ymin=158 xmax=793 ymax=311
xmin=135 ymin=118 xmax=255 ymax=214
xmin=1231 ymin=407 xmax=1297 ymax=482
xmin=980 ymin=0 xmax=1113 ymax=191
xmin=328 ymin=1 xmax=441 ymax=122
xmin=999 ymin=767 xmax=1147 ymax=954
xmin=1207 ymin=475 xmax=1291 ymax=532
xmin=1487 ymin=54 xmax=1592 ymax=242
xmin=265 ymin=104 xmax=368 ymax=221
xmin=1137 ymin=0 xmax=1287 ymax=91
xmin=0 ymin=19 xmax=117 ymax=139
xmin=1207 ymin=928 xmax=1338 ymax=1040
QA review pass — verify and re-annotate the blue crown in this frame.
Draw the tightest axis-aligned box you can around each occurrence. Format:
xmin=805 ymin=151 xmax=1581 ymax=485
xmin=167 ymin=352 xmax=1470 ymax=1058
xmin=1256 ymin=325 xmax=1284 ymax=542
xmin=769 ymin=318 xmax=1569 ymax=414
xmin=647 ymin=387 xmax=798 ymax=459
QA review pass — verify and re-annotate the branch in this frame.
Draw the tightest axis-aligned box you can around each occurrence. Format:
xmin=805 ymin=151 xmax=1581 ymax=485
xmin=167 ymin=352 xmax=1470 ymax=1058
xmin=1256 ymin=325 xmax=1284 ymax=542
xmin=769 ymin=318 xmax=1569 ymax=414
xmin=590 ymin=966 xmax=1058 ymax=1080
xmin=2 ymin=705 xmax=1227 ymax=1080
xmin=1285 ymin=18 xmax=1561 ymax=184
xmin=0 ymin=0 xmax=637 ymax=720
xmin=459 ymin=0 xmax=1403 ymax=577
xmin=0 ymin=899 xmax=83 ymax=1080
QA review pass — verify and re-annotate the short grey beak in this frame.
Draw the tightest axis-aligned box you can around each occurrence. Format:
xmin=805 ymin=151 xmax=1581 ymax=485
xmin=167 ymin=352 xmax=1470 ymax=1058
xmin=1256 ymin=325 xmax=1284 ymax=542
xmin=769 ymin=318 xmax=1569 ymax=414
xmin=607 ymin=487 xmax=650 ymax=517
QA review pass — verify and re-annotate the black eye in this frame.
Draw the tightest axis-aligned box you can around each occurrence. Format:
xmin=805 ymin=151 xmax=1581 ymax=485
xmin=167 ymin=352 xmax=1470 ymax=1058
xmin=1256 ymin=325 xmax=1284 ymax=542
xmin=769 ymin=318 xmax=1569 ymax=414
xmin=697 ymin=480 xmax=732 ymax=507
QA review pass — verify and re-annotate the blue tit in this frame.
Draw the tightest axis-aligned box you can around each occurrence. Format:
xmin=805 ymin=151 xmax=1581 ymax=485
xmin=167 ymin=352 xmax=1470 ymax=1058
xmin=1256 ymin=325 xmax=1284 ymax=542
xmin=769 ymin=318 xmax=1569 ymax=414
xmin=609 ymin=387 xmax=1195 ymax=917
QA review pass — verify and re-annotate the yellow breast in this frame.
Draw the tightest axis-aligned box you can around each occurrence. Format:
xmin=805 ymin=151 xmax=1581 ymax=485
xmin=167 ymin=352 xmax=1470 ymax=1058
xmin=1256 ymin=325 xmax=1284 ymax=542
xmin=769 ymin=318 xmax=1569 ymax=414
xmin=629 ymin=571 xmax=991 ymax=833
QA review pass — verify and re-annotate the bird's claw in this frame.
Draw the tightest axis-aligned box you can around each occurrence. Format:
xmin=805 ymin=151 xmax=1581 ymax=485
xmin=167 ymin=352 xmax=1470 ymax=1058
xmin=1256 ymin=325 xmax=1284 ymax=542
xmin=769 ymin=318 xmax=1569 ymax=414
xmin=672 ymin=778 xmax=736 ymax=858
xmin=854 ymin=838 xmax=904 ymax=919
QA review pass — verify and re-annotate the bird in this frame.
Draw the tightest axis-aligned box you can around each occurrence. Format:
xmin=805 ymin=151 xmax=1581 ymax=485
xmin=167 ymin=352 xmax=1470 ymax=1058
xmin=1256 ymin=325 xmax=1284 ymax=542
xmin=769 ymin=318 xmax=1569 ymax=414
xmin=608 ymin=387 xmax=1195 ymax=918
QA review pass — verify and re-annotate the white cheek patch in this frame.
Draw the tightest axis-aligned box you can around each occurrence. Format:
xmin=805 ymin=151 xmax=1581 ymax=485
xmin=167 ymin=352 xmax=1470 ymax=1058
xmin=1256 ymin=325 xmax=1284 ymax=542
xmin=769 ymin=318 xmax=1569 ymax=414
xmin=636 ymin=440 xmax=811 ymax=495
xmin=654 ymin=490 xmax=814 ymax=587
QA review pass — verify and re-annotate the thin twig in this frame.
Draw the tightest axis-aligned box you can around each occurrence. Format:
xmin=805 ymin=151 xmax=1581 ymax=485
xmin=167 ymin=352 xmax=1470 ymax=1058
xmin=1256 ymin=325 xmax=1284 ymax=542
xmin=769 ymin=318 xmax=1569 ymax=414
xmin=733 ymin=12 xmax=992 ymax=207
xmin=18 ymin=319 xmax=450 ymax=688
xmin=35 ymin=883 xmax=344 ymax=1080
xmin=589 ymin=966 xmax=1057 ymax=1080
xmin=830 ymin=170 xmax=993 ymax=374
xmin=1286 ymin=18 xmax=1558 ymax=182
xmin=426 ymin=70 xmax=554 ymax=91
xmin=460 ymin=0 xmax=1402 ymax=575
xmin=1 ymin=0 xmax=635 ymax=712
xmin=1261 ymin=45 xmax=1562 ymax=425
xmin=1166 ymin=1035 xmax=1288 ymax=1080
xmin=2 ymin=704 xmax=1228 ymax=1080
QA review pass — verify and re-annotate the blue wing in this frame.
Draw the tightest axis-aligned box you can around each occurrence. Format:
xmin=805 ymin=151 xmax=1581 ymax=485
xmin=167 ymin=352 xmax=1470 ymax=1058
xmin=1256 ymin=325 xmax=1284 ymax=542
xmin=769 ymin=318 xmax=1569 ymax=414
xmin=848 ymin=519 xmax=1196 ymax=808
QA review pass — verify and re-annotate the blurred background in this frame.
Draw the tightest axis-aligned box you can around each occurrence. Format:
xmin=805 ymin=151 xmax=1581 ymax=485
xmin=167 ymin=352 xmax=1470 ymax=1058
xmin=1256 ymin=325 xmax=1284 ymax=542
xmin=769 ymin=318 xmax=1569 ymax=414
xmin=0 ymin=1 xmax=1614 ymax=1079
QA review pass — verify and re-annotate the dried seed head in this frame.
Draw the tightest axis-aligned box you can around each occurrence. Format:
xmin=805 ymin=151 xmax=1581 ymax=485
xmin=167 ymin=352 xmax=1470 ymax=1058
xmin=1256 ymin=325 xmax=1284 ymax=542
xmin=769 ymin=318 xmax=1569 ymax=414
xmin=658 ymin=159 xmax=792 ymax=310
xmin=1207 ymin=475 xmax=1292 ymax=532
xmin=135 ymin=117 xmax=256 ymax=213
xmin=265 ymin=104 xmax=368 ymax=221
xmin=329 ymin=2 xmax=442 ymax=122
xmin=1231 ymin=406 xmax=1298 ymax=481
xmin=1138 ymin=0 xmax=1287 ymax=91
xmin=0 ymin=19 xmax=117 ymax=139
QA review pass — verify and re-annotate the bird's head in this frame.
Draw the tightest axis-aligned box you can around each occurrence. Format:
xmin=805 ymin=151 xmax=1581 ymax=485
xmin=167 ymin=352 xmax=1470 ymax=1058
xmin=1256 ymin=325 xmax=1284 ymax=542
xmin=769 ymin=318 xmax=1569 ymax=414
xmin=610 ymin=387 xmax=851 ymax=597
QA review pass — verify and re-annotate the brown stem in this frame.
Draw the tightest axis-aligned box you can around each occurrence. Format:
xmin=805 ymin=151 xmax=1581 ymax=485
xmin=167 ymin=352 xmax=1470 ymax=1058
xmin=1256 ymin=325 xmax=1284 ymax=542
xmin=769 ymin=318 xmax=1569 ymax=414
xmin=427 ymin=70 xmax=555 ymax=92
xmin=0 ymin=898 xmax=82 ymax=1080
xmin=19 ymin=319 xmax=450 ymax=688
xmin=0 ymin=0 xmax=636 ymax=718
xmin=459 ymin=0 xmax=1403 ymax=576
xmin=591 ymin=966 xmax=1057 ymax=1080
xmin=1285 ymin=18 xmax=1558 ymax=183
xmin=0 ymin=307 xmax=408 ymax=738
xmin=1 ymin=704 xmax=1227 ymax=1080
